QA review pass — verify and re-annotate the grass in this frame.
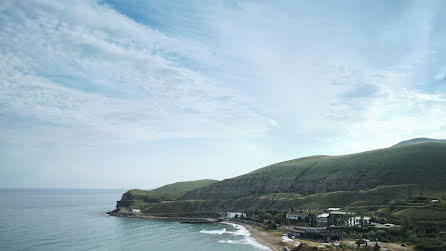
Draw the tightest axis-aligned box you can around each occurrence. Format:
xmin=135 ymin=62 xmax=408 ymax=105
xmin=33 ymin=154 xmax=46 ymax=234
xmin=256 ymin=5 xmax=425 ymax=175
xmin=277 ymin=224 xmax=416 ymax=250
xmin=183 ymin=142 xmax=446 ymax=200
xmin=116 ymin=141 xmax=446 ymax=229
xmin=117 ymin=179 xmax=218 ymax=211
xmin=123 ymin=179 xmax=218 ymax=201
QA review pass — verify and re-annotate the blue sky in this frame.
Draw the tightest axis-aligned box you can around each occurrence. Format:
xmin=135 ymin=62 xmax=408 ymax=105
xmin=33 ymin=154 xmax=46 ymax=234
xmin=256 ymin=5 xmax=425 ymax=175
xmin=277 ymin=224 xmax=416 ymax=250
xmin=1 ymin=0 xmax=446 ymax=188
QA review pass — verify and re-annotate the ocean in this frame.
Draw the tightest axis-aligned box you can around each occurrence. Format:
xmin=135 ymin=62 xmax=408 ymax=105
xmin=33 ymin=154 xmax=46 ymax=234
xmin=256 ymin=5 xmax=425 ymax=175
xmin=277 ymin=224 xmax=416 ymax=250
xmin=0 ymin=189 xmax=269 ymax=251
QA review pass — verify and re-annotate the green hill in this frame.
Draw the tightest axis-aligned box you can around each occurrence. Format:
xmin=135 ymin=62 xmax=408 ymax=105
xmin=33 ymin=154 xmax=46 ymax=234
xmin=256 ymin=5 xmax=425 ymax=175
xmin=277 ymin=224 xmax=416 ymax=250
xmin=116 ymin=179 xmax=218 ymax=210
xmin=182 ymin=142 xmax=446 ymax=200
xmin=392 ymin=137 xmax=446 ymax=147
xmin=114 ymin=140 xmax=446 ymax=223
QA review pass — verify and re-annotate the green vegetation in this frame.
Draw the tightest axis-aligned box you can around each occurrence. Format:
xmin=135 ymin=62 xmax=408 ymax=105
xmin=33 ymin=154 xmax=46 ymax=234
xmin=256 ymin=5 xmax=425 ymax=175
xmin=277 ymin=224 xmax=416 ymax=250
xmin=116 ymin=179 xmax=218 ymax=212
xmin=122 ymin=179 xmax=218 ymax=201
xmin=343 ymin=218 xmax=446 ymax=251
xmin=183 ymin=142 xmax=446 ymax=200
xmin=392 ymin=137 xmax=446 ymax=147
xmin=115 ymin=139 xmax=446 ymax=230
xmin=245 ymin=210 xmax=446 ymax=250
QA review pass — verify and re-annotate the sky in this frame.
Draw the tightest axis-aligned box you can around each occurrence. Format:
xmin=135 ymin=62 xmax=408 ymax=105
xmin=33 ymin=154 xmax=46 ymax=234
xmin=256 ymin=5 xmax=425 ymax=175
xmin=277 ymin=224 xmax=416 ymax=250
xmin=1 ymin=0 xmax=446 ymax=189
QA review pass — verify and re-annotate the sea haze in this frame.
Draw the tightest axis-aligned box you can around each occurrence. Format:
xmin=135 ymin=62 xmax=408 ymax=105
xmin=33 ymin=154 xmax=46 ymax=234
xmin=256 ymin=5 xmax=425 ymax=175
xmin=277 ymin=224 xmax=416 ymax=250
xmin=0 ymin=189 xmax=264 ymax=250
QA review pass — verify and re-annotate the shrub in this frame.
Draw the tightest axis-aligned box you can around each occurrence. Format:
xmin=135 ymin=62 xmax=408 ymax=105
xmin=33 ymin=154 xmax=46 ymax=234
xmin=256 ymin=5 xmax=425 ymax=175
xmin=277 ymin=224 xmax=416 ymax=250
xmin=415 ymin=238 xmax=446 ymax=251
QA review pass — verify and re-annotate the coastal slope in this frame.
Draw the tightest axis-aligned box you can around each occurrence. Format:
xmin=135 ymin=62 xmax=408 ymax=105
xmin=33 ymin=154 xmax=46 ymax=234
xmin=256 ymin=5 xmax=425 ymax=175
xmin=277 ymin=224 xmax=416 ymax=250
xmin=114 ymin=139 xmax=446 ymax=222
xmin=392 ymin=137 xmax=446 ymax=147
xmin=182 ymin=142 xmax=446 ymax=200
xmin=116 ymin=179 xmax=218 ymax=212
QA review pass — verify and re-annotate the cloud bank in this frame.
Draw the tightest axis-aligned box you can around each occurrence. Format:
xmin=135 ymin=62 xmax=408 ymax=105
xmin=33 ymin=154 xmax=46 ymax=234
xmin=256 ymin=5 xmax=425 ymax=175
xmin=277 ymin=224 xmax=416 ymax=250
xmin=1 ymin=0 xmax=446 ymax=187
xmin=0 ymin=0 xmax=272 ymax=147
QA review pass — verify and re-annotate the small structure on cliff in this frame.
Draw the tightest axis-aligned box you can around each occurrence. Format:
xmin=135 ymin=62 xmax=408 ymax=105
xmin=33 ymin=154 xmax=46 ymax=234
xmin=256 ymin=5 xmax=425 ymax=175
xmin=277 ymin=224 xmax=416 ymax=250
xmin=118 ymin=208 xmax=142 ymax=216
xmin=131 ymin=209 xmax=141 ymax=215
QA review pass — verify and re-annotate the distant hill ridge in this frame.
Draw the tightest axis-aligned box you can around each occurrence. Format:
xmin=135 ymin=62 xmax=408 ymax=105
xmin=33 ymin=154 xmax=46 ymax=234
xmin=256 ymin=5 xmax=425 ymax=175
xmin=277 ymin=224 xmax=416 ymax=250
xmin=182 ymin=141 xmax=446 ymax=200
xmin=121 ymin=179 xmax=218 ymax=202
xmin=392 ymin=137 xmax=446 ymax=147
xmin=114 ymin=138 xmax=446 ymax=220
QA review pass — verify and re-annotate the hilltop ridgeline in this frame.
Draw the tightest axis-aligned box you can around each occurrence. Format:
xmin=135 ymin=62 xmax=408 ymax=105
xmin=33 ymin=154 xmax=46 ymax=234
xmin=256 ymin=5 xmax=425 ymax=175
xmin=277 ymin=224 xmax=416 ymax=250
xmin=116 ymin=179 xmax=218 ymax=208
xmin=181 ymin=142 xmax=446 ymax=200
xmin=392 ymin=137 xmax=446 ymax=147
xmin=114 ymin=139 xmax=446 ymax=219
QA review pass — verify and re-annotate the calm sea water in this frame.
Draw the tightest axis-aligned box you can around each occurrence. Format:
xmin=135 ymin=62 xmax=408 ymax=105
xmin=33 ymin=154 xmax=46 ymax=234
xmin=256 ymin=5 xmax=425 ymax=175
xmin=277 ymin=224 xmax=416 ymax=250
xmin=0 ymin=189 xmax=268 ymax=251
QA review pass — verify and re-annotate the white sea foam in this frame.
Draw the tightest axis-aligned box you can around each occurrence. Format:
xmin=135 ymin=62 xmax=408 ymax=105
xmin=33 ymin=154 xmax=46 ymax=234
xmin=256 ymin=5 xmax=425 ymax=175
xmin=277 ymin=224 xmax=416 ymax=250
xmin=218 ymin=222 xmax=272 ymax=251
xmin=200 ymin=228 xmax=227 ymax=235
xmin=218 ymin=239 xmax=249 ymax=245
xmin=200 ymin=223 xmax=249 ymax=236
xmin=245 ymin=236 xmax=272 ymax=251
xmin=220 ymin=222 xmax=250 ymax=236
xmin=200 ymin=222 xmax=271 ymax=250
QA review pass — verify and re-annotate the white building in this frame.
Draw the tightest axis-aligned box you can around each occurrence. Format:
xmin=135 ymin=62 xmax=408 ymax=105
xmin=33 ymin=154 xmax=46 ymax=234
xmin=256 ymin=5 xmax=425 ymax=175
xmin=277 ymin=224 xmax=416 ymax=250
xmin=348 ymin=216 xmax=371 ymax=227
xmin=316 ymin=213 xmax=329 ymax=227
xmin=328 ymin=211 xmax=347 ymax=226
xmin=286 ymin=211 xmax=309 ymax=221
xmin=327 ymin=208 xmax=341 ymax=211
xmin=226 ymin=212 xmax=246 ymax=219
xmin=371 ymin=222 xmax=401 ymax=229
xmin=131 ymin=209 xmax=141 ymax=215
xmin=118 ymin=208 xmax=142 ymax=216
xmin=363 ymin=217 xmax=371 ymax=225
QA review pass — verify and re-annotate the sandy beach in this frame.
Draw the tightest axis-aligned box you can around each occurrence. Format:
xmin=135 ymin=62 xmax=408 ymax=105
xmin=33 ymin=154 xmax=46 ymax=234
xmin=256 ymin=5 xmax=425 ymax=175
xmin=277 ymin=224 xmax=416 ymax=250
xmin=241 ymin=223 xmax=285 ymax=251
xmin=239 ymin=224 xmax=318 ymax=251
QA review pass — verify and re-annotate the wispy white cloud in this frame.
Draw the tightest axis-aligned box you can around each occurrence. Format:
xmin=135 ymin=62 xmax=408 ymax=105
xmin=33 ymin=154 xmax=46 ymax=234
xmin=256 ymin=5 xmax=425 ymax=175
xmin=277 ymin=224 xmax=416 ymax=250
xmin=0 ymin=0 xmax=271 ymax=146
xmin=2 ymin=0 xmax=441 ymax=148
xmin=1 ymin=0 xmax=446 ymax=188
xmin=198 ymin=0 xmax=446 ymax=150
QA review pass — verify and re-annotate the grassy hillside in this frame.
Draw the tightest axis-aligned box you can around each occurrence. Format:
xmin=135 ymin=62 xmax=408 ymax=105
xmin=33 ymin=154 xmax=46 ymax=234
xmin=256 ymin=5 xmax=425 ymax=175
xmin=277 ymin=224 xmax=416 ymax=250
xmin=182 ymin=142 xmax=446 ymax=200
xmin=114 ymin=140 xmax=446 ymax=224
xmin=392 ymin=138 xmax=446 ymax=147
xmin=117 ymin=183 xmax=446 ymax=222
xmin=117 ymin=179 xmax=218 ymax=210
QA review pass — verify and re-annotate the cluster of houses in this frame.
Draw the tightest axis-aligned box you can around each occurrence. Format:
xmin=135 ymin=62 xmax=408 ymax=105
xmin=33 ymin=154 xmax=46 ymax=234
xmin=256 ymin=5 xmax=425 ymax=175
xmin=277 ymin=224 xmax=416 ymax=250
xmin=222 ymin=207 xmax=405 ymax=243
xmin=285 ymin=207 xmax=371 ymax=228
xmin=226 ymin=207 xmax=374 ymax=229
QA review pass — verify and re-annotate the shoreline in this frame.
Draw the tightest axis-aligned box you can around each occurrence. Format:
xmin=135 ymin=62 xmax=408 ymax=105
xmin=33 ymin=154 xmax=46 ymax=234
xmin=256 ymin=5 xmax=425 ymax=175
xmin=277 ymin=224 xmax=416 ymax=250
xmin=109 ymin=213 xmax=286 ymax=250
xmin=231 ymin=222 xmax=284 ymax=251
xmin=109 ymin=213 xmax=415 ymax=250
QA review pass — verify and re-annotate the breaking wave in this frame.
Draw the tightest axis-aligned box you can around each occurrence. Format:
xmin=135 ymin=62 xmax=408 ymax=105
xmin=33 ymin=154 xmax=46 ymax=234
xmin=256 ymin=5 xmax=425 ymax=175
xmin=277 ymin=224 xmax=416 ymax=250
xmin=201 ymin=222 xmax=271 ymax=251
xmin=218 ymin=239 xmax=249 ymax=245
xmin=200 ymin=228 xmax=227 ymax=235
